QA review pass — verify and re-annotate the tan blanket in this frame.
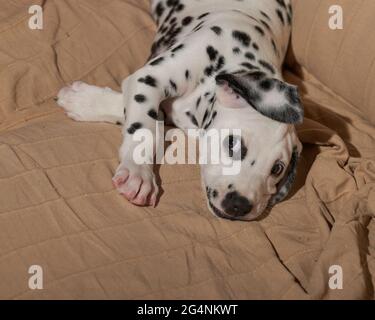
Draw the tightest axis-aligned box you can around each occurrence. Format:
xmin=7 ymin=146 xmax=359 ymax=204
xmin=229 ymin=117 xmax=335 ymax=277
xmin=0 ymin=0 xmax=373 ymax=299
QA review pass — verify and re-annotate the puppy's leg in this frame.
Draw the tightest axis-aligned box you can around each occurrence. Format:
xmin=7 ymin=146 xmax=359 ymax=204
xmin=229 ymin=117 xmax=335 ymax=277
xmin=57 ymin=81 xmax=124 ymax=124
xmin=115 ymin=58 xmax=190 ymax=206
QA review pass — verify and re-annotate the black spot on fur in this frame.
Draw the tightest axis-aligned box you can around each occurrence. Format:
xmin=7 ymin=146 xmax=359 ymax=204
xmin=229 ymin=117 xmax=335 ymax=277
xmin=260 ymin=10 xmax=270 ymax=20
xmin=205 ymin=65 xmax=214 ymax=77
xmin=207 ymin=46 xmax=218 ymax=61
xmin=147 ymin=109 xmax=158 ymax=120
xmin=166 ymin=0 xmax=178 ymax=7
xmin=276 ymin=9 xmax=285 ymax=25
xmin=185 ymin=111 xmax=199 ymax=127
xmin=182 ymin=16 xmax=193 ymax=26
xmin=150 ymin=57 xmax=165 ymax=66
xmin=211 ymin=26 xmax=222 ymax=35
xmin=233 ymin=47 xmax=241 ymax=54
xmin=285 ymin=86 xmax=301 ymax=105
xmin=203 ymin=110 xmax=217 ymax=130
xmin=127 ymin=122 xmax=142 ymax=134
xmin=206 ymin=187 xmax=219 ymax=200
xmin=215 ymin=56 xmax=225 ymax=71
xmin=287 ymin=12 xmax=292 ymax=25
xmin=193 ymin=21 xmax=205 ymax=32
xmin=288 ymin=3 xmax=293 ymax=14
xmin=232 ymin=30 xmax=251 ymax=47
xmin=171 ymin=44 xmax=184 ymax=52
xmin=134 ymin=94 xmax=146 ymax=103
xmin=196 ymin=96 xmax=202 ymax=109
xmin=276 ymin=0 xmax=287 ymax=9
xmin=254 ymin=26 xmax=265 ymax=36
xmin=155 ymin=2 xmax=165 ymax=17
xmin=258 ymin=60 xmax=276 ymax=74
xmin=138 ymin=75 xmax=157 ymax=87
xmin=198 ymin=12 xmax=209 ymax=19
xmin=176 ymin=3 xmax=184 ymax=11
xmin=245 ymin=52 xmax=255 ymax=60
xmin=241 ymin=62 xmax=258 ymax=70
xmin=260 ymin=20 xmax=271 ymax=31
xmin=248 ymin=71 xmax=267 ymax=81
xmin=169 ymin=79 xmax=177 ymax=91
xmin=164 ymin=88 xmax=170 ymax=98
xmin=259 ymin=79 xmax=274 ymax=91
xmin=202 ymin=109 xmax=209 ymax=124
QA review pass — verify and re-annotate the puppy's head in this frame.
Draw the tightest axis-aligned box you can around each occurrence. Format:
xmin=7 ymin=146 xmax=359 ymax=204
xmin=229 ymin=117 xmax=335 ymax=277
xmin=201 ymin=71 xmax=303 ymax=221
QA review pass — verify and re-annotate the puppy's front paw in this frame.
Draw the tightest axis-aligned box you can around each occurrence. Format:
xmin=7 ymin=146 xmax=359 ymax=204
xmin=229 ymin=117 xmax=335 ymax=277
xmin=112 ymin=163 xmax=158 ymax=207
xmin=57 ymin=82 xmax=91 ymax=121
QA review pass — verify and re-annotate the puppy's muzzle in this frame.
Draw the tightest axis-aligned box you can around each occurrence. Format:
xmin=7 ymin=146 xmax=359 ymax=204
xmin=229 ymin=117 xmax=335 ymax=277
xmin=221 ymin=191 xmax=253 ymax=218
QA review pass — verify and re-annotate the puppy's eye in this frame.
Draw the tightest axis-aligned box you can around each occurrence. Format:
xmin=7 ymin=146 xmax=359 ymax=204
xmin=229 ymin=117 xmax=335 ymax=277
xmin=224 ymin=135 xmax=241 ymax=157
xmin=271 ymin=161 xmax=285 ymax=177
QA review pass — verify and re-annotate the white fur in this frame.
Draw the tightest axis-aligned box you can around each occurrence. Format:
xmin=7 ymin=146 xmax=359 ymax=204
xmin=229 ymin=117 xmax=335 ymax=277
xmin=57 ymin=0 xmax=301 ymax=220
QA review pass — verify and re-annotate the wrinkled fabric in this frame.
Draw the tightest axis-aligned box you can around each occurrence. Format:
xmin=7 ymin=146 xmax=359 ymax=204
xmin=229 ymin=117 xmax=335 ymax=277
xmin=0 ymin=0 xmax=373 ymax=300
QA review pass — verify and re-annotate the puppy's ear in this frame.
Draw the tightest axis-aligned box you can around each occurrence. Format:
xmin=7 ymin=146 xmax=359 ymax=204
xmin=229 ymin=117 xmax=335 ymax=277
xmin=215 ymin=72 xmax=304 ymax=124
xmin=215 ymin=78 xmax=250 ymax=109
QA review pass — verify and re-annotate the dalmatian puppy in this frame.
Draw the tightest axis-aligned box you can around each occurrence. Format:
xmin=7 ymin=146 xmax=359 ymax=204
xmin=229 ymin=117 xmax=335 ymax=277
xmin=57 ymin=0 xmax=303 ymax=221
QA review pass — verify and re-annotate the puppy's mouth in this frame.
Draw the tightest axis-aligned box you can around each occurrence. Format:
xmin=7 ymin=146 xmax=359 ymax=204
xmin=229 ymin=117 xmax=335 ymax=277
xmin=208 ymin=200 xmax=269 ymax=221
xmin=206 ymin=186 xmax=265 ymax=221
xmin=208 ymin=201 xmax=254 ymax=222
xmin=208 ymin=201 xmax=238 ymax=221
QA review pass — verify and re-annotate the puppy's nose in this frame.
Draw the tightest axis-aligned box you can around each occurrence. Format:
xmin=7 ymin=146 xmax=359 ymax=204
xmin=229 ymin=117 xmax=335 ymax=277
xmin=222 ymin=192 xmax=253 ymax=217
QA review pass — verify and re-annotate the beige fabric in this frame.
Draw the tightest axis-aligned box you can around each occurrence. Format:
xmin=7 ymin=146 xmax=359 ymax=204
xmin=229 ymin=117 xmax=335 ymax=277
xmin=0 ymin=0 xmax=155 ymax=131
xmin=290 ymin=0 xmax=375 ymax=124
xmin=0 ymin=0 xmax=374 ymax=299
